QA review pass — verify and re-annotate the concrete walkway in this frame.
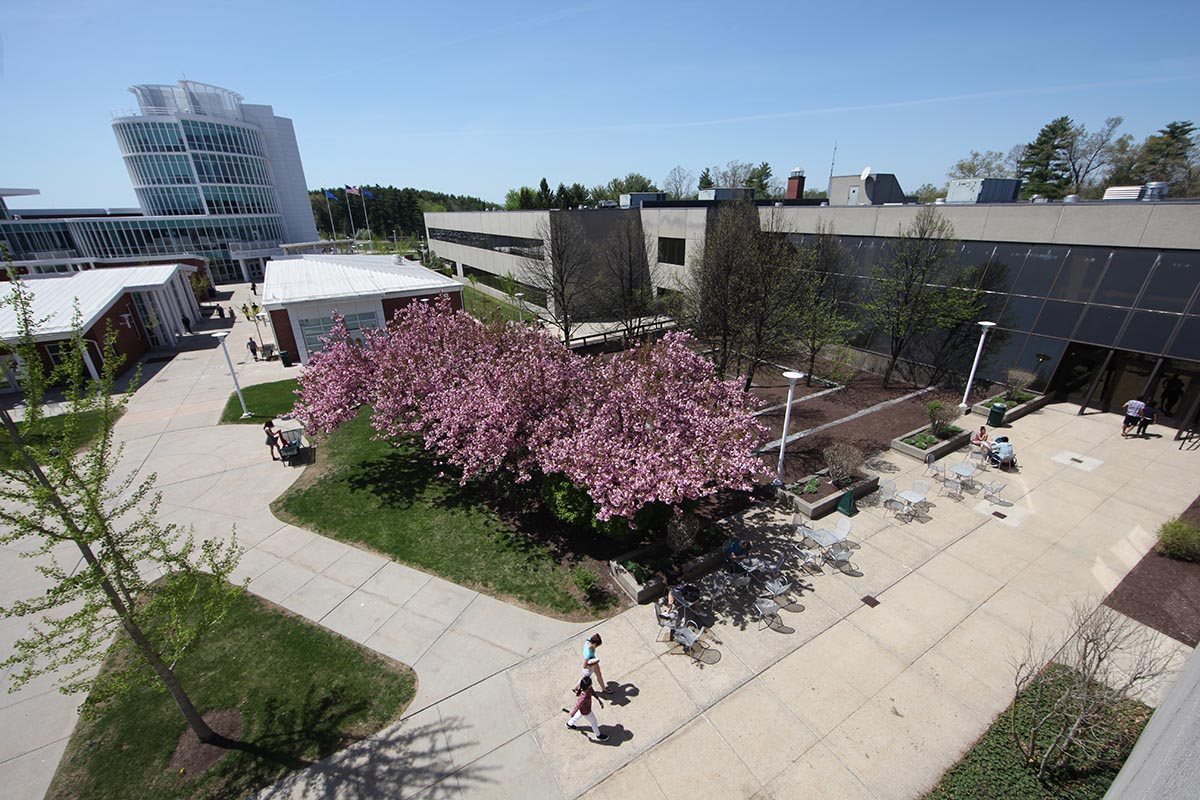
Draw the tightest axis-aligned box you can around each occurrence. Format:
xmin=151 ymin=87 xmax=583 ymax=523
xmin=1 ymin=288 xmax=1197 ymax=799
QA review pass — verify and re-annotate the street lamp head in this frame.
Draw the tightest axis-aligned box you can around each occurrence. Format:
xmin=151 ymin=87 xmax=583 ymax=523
xmin=782 ymin=370 xmax=805 ymax=383
xmin=211 ymin=331 xmax=229 ymax=341
xmin=978 ymin=321 xmax=997 ymax=329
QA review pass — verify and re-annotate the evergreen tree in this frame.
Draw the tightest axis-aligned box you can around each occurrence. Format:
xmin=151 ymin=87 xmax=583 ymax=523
xmin=555 ymin=182 xmax=570 ymax=209
xmin=1017 ymin=117 xmax=1073 ymax=199
xmin=537 ymin=178 xmax=554 ymax=209
xmin=1140 ymin=121 xmax=1198 ymax=194
xmin=698 ymin=168 xmax=715 ymax=190
xmin=746 ymin=162 xmax=774 ymax=197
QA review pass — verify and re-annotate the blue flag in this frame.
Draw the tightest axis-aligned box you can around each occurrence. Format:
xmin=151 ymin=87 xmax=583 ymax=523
xmin=362 ymin=188 xmax=375 ymax=200
xmin=324 ymin=189 xmax=338 ymax=201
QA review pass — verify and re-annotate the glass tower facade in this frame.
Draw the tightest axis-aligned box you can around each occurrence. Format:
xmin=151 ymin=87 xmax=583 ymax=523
xmin=0 ymin=81 xmax=317 ymax=283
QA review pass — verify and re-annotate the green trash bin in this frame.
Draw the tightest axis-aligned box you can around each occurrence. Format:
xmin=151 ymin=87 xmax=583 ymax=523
xmin=987 ymin=402 xmax=1007 ymax=427
xmin=279 ymin=349 xmax=292 ymax=368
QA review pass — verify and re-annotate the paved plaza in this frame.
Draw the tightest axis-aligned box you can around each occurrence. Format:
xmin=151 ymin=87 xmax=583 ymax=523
xmin=0 ymin=284 xmax=1196 ymax=799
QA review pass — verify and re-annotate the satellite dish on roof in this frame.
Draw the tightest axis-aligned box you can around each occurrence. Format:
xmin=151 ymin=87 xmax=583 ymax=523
xmin=860 ymin=166 xmax=872 ymax=181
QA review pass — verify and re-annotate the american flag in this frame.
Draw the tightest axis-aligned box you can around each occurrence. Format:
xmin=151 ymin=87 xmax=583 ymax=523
xmin=345 ymin=185 xmax=361 ymax=196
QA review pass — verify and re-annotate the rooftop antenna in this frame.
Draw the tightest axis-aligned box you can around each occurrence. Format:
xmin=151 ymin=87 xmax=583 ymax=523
xmin=828 ymin=140 xmax=838 ymax=193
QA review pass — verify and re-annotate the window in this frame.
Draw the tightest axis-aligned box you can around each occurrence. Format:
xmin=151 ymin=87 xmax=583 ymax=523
xmin=1049 ymin=247 xmax=1110 ymax=302
xmin=299 ymin=311 xmax=378 ymax=355
xmin=1032 ymin=300 xmax=1085 ymax=339
xmin=1093 ymin=250 xmax=1157 ymax=307
xmin=657 ymin=237 xmax=685 ymax=265
xmin=427 ymin=228 xmax=543 ymax=259
xmin=1073 ymin=305 xmax=1128 ymax=346
xmin=981 ymin=245 xmax=1029 ymax=294
xmin=999 ymin=296 xmax=1044 ymax=333
xmin=1139 ymin=252 xmax=1200 ymax=313
xmin=1118 ymin=311 xmax=1179 ymax=355
xmin=1011 ymin=245 xmax=1067 ymax=298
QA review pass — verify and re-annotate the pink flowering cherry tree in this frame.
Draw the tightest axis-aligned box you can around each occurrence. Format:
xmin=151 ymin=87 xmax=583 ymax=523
xmin=294 ymin=302 xmax=768 ymax=527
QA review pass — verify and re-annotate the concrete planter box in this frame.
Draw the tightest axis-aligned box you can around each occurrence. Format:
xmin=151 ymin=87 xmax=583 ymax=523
xmin=773 ymin=469 xmax=880 ymax=521
xmin=891 ymin=426 xmax=972 ymax=462
xmin=971 ymin=392 xmax=1052 ymax=425
xmin=608 ymin=542 xmax=727 ymax=604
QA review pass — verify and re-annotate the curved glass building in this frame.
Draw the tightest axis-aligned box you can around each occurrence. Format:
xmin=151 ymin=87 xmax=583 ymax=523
xmin=1 ymin=81 xmax=318 ymax=283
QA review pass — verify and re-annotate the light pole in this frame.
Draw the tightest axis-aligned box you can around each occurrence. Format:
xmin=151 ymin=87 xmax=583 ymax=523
xmin=212 ymin=332 xmax=251 ymax=419
xmin=774 ymin=370 xmax=806 ymax=486
xmin=515 ymin=292 xmax=525 ymax=324
xmin=960 ymin=321 xmax=997 ymax=414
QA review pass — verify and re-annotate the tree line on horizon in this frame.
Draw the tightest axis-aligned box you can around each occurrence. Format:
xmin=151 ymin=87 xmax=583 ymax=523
xmin=912 ymin=116 xmax=1199 ymax=202
xmin=308 ymin=185 xmax=499 ymax=241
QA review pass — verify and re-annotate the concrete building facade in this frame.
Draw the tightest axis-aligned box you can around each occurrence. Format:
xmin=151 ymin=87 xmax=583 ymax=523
xmin=425 ymin=199 xmax=1200 ymax=432
xmin=1 ymin=81 xmax=319 ymax=284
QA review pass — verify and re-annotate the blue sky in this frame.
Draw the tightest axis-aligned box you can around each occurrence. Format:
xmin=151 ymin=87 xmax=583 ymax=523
xmin=3 ymin=0 xmax=1199 ymax=208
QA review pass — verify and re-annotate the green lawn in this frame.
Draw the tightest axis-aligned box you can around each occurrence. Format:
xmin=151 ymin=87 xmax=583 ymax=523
xmin=924 ymin=664 xmax=1150 ymax=800
xmin=274 ymin=411 xmax=585 ymax=616
xmin=461 ymin=285 xmax=526 ymax=323
xmin=0 ymin=409 xmax=115 ymax=469
xmin=46 ymin=578 xmax=415 ymax=800
xmin=219 ymin=379 xmax=299 ymax=424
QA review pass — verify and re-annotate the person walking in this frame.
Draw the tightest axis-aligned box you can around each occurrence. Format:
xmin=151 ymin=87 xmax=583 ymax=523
xmin=1137 ymin=400 xmax=1158 ymax=437
xmin=264 ymin=420 xmax=282 ymax=461
xmin=578 ymin=633 xmax=609 ymax=694
xmin=564 ymin=676 xmax=608 ymax=742
xmin=1121 ymin=396 xmax=1146 ymax=438
xmin=181 ymin=315 xmax=192 ymax=334
xmin=250 ymin=281 xmax=257 ymax=295
xmin=247 ymin=337 xmax=259 ymax=362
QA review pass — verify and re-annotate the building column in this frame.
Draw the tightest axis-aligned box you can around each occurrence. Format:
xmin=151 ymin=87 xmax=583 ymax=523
xmin=152 ymin=289 xmax=179 ymax=348
xmin=237 ymin=258 xmax=251 ymax=283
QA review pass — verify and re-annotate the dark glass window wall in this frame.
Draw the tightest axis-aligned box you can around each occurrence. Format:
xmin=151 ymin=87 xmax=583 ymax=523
xmin=428 ymin=228 xmax=543 ymax=259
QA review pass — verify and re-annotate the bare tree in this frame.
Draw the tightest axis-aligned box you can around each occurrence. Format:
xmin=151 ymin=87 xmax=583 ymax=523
xmin=736 ymin=208 xmax=808 ymax=390
xmin=709 ymin=160 xmax=755 ymax=187
xmin=1004 ymin=144 xmax=1028 ymax=178
xmin=599 ymin=213 xmax=660 ymax=340
xmin=1063 ymin=116 xmax=1124 ymax=195
xmin=519 ymin=215 xmax=596 ymax=347
xmin=1011 ymin=601 xmax=1176 ymax=782
xmin=864 ymin=208 xmax=977 ymax=386
xmin=682 ymin=200 xmax=758 ymax=378
xmin=796 ymin=223 xmax=857 ymax=386
xmin=662 ymin=166 xmax=695 ymax=200
xmin=948 ymin=149 xmax=1010 ymax=179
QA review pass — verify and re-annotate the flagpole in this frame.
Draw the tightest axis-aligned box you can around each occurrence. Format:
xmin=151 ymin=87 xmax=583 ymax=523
xmin=360 ymin=189 xmax=373 ymax=253
xmin=324 ymin=191 xmax=337 ymax=244
xmin=344 ymin=187 xmax=358 ymax=241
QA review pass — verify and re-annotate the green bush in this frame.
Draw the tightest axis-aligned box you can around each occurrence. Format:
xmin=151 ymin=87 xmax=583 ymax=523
xmin=621 ymin=558 xmax=656 ymax=584
xmin=1155 ymin=517 xmax=1200 ymax=562
xmin=927 ymin=400 xmax=960 ymax=437
xmin=800 ymin=477 xmax=821 ymax=495
xmin=542 ymin=474 xmax=595 ymax=526
xmin=571 ymin=566 xmax=599 ymax=594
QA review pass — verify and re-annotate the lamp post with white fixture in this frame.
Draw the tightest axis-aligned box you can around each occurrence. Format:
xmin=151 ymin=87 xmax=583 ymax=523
xmin=515 ymin=292 xmax=525 ymax=324
xmin=960 ymin=321 xmax=997 ymax=413
xmin=212 ymin=332 xmax=251 ymax=419
xmin=774 ymin=371 xmax=806 ymax=485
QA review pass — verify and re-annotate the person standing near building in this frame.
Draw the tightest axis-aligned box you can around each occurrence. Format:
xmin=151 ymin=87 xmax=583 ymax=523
xmin=181 ymin=315 xmax=192 ymax=334
xmin=565 ymin=676 xmax=608 ymax=742
xmin=1122 ymin=396 xmax=1146 ymax=438
xmin=1137 ymin=400 xmax=1158 ymax=437
xmin=247 ymin=337 xmax=259 ymax=362
xmin=1161 ymin=375 xmax=1184 ymax=416
xmin=250 ymin=281 xmax=257 ymax=295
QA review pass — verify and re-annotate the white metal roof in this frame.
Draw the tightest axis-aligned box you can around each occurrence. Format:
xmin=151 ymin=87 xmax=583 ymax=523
xmin=261 ymin=255 xmax=463 ymax=307
xmin=0 ymin=265 xmax=185 ymax=341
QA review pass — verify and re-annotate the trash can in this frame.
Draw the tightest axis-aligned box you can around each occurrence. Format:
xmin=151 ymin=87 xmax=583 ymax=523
xmin=987 ymin=402 xmax=1007 ymax=427
xmin=279 ymin=349 xmax=292 ymax=368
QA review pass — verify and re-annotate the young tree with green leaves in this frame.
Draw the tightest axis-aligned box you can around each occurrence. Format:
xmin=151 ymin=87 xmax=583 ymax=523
xmin=948 ymin=149 xmax=1009 ymax=179
xmin=865 ymin=208 xmax=976 ymax=386
xmin=1017 ymin=116 xmax=1074 ymax=199
xmin=796 ymin=224 xmax=857 ymax=386
xmin=0 ymin=267 xmax=244 ymax=747
xmin=746 ymin=161 xmax=774 ymax=198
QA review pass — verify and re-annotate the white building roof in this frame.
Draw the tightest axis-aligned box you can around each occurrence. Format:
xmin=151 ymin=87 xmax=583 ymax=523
xmin=0 ymin=265 xmax=186 ymax=341
xmin=261 ymin=255 xmax=463 ymax=307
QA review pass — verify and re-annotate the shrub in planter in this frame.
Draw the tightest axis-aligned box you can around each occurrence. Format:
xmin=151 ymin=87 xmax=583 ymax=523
xmin=1003 ymin=368 xmax=1037 ymax=403
xmin=822 ymin=441 xmax=864 ymax=487
xmin=1155 ymin=517 xmax=1200 ymax=562
xmin=927 ymin=400 xmax=960 ymax=437
xmin=793 ymin=477 xmax=821 ymax=495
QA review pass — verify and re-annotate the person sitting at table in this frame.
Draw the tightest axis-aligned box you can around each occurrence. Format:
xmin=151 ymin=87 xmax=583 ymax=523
xmin=989 ymin=437 xmax=1016 ymax=470
xmin=656 ymin=561 xmax=685 ymax=610
xmin=970 ymin=425 xmax=993 ymax=454
xmin=723 ymin=538 xmax=752 ymax=571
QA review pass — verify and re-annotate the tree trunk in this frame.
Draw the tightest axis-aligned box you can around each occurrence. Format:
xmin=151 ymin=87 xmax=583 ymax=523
xmin=74 ymin=541 xmax=241 ymax=748
xmin=806 ymin=351 xmax=817 ymax=386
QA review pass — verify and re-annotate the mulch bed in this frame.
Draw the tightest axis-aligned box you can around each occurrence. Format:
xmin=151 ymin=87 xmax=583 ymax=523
xmin=1104 ymin=547 xmax=1200 ymax=647
xmin=168 ymin=709 xmax=244 ymax=781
